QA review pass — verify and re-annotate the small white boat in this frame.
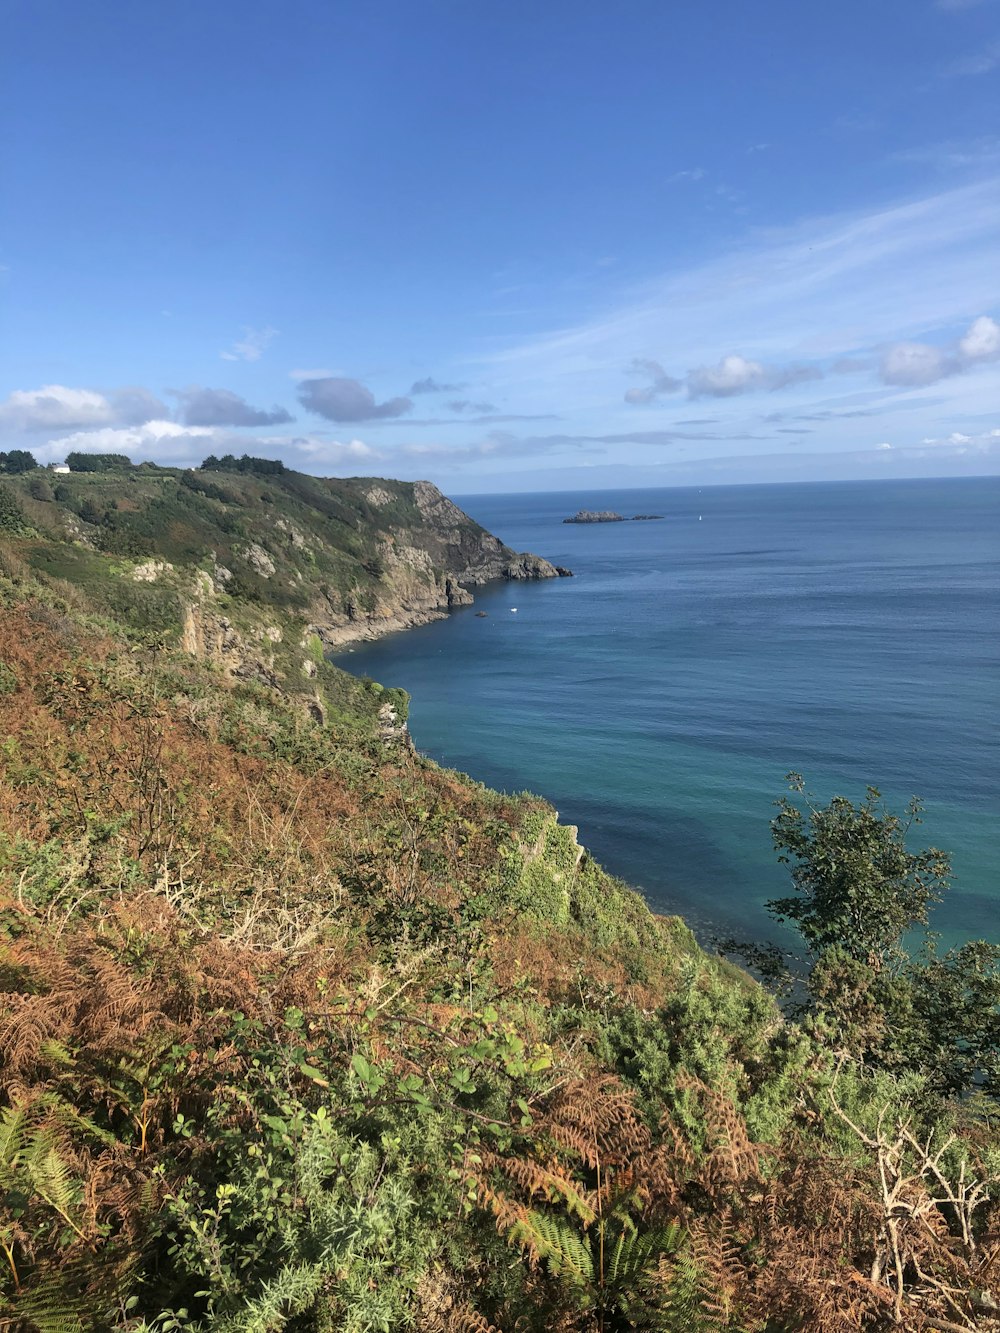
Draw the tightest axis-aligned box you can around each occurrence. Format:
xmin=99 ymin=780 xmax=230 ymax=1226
xmin=509 ymin=607 xmax=518 ymax=613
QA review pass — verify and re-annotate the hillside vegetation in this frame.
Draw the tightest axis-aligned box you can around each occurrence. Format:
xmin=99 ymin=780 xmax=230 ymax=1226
xmin=0 ymin=470 xmax=998 ymax=1332
xmin=0 ymin=460 xmax=563 ymax=690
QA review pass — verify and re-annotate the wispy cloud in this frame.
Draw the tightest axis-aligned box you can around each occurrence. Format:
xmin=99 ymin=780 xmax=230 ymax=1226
xmin=483 ymin=179 xmax=1000 ymax=391
xmin=893 ymin=137 xmax=1000 ymax=171
xmin=410 ymin=376 xmax=464 ymax=394
xmin=624 ymin=358 xmax=682 ymax=404
xmin=944 ymin=40 xmax=1000 ymax=76
xmin=220 ymin=325 xmax=278 ymax=362
xmin=448 ymin=399 xmax=496 ymax=414
xmin=289 ymin=367 xmax=334 ymax=381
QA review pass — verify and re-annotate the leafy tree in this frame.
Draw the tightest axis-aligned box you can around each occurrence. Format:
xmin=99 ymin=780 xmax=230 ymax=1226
xmin=65 ymin=451 xmax=133 ymax=472
xmin=199 ymin=452 xmax=286 ymax=475
xmin=0 ymin=449 xmax=38 ymax=473
xmin=28 ymin=475 xmax=54 ymax=501
xmin=768 ymin=774 xmax=950 ymax=974
xmin=765 ymin=775 xmax=1000 ymax=1099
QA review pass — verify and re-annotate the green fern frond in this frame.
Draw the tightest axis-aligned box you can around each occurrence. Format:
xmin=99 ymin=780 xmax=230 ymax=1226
xmin=606 ymin=1221 xmax=682 ymax=1284
xmin=37 ymin=1038 xmax=75 ymax=1068
xmin=508 ymin=1210 xmax=595 ymax=1286
xmin=0 ymin=1105 xmax=28 ymax=1167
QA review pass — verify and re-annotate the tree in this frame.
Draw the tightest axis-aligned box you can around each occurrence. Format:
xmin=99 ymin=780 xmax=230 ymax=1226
xmin=766 ymin=775 xmax=1000 ymax=1099
xmin=768 ymin=773 xmax=950 ymax=974
xmin=0 ymin=449 xmax=38 ymax=473
xmin=65 ymin=451 xmax=132 ymax=472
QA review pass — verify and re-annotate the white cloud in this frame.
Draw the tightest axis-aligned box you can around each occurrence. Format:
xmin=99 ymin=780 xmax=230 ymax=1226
xmin=880 ymin=313 xmax=1000 ymax=385
xmin=278 ymin=436 xmax=382 ymax=464
xmin=667 ymin=168 xmax=707 ymax=183
xmin=919 ymin=426 xmax=1000 ymax=448
xmin=686 ymin=354 xmax=821 ymax=398
xmin=41 ymin=419 xmax=214 ymax=464
xmin=0 ymin=385 xmax=117 ymax=431
xmin=688 ymin=354 xmax=766 ymax=397
xmin=220 ymin=325 xmax=279 ymax=362
xmin=0 ymin=383 xmax=171 ymax=433
xmin=36 ymin=420 xmax=387 ymax=472
xmin=880 ymin=341 xmax=958 ymax=386
xmin=958 ymin=314 xmax=1000 ymax=360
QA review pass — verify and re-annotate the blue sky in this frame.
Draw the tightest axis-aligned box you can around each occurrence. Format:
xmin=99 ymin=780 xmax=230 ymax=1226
xmin=2 ymin=0 xmax=999 ymax=491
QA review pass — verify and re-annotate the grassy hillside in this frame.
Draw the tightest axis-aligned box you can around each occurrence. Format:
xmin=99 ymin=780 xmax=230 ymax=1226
xmin=0 ymin=493 xmax=998 ymax=1332
xmin=0 ymin=462 xmax=563 ymax=695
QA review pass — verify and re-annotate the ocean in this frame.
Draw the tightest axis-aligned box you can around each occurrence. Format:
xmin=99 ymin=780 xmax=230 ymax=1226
xmin=334 ymin=477 xmax=999 ymax=951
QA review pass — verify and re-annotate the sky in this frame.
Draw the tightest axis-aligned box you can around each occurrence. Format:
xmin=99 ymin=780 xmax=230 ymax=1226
xmin=2 ymin=0 xmax=999 ymax=492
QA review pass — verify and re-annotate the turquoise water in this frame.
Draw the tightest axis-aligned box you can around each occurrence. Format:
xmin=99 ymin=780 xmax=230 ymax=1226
xmin=335 ymin=478 xmax=999 ymax=949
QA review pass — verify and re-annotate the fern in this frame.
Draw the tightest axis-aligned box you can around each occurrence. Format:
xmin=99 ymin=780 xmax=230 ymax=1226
xmin=0 ymin=1104 xmax=28 ymax=1167
xmin=606 ymin=1220 xmax=683 ymax=1285
xmin=509 ymin=1210 xmax=594 ymax=1286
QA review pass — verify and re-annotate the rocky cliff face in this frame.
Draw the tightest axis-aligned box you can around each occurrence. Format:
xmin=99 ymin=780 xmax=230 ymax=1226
xmin=4 ymin=465 xmax=570 ymax=687
xmin=307 ymin=479 xmax=568 ymax=648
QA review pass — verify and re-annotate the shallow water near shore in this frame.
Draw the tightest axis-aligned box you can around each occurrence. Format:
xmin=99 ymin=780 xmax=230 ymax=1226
xmin=334 ymin=477 xmax=999 ymax=950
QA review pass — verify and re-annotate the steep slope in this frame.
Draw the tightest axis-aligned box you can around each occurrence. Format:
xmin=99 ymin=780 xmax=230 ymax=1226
xmin=0 ymin=463 xmax=569 ymax=722
xmin=0 ymin=482 xmax=997 ymax=1333
xmin=2 ymin=461 xmax=568 ymax=645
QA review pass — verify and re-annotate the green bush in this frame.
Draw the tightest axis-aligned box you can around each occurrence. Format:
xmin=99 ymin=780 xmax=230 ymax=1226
xmin=100 ymin=582 xmax=181 ymax=636
xmin=0 ymin=483 xmax=27 ymax=533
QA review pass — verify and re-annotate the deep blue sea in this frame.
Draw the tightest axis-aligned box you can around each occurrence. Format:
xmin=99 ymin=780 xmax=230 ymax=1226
xmin=335 ymin=478 xmax=999 ymax=950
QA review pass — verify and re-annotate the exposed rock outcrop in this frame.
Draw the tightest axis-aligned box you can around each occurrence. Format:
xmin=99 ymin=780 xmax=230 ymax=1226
xmin=309 ymin=480 xmax=571 ymax=648
xmin=564 ymin=510 xmax=624 ymax=524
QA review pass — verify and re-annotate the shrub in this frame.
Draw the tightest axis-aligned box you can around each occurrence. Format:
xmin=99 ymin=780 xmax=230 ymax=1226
xmin=0 ymin=483 xmax=26 ymax=533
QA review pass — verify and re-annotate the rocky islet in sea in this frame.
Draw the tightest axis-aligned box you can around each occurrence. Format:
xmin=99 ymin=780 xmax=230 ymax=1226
xmin=563 ymin=509 xmax=664 ymax=523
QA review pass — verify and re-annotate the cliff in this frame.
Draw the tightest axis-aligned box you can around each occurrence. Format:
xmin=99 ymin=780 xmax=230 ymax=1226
xmin=0 ymin=464 xmax=570 ymax=710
